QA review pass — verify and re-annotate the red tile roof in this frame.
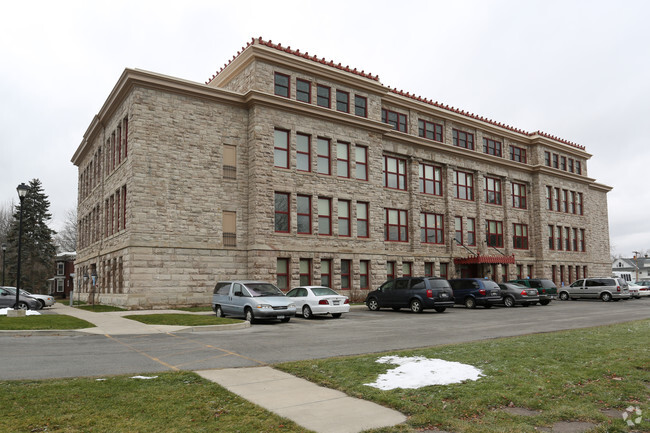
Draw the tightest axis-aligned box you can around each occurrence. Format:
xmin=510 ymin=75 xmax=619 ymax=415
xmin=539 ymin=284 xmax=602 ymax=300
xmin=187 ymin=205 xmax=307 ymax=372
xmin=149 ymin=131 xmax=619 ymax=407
xmin=206 ymin=37 xmax=585 ymax=151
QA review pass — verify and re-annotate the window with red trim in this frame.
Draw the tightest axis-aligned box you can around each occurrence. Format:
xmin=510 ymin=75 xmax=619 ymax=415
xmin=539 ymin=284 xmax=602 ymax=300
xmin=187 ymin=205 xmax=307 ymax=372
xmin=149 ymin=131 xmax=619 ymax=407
xmin=355 ymin=146 xmax=368 ymax=180
xmin=317 ymin=85 xmax=330 ymax=108
xmin=419 ymin=163 xmax=442 ymax=196
xmin=512 ymin=182 xmax=527 ymax=209
xmin=297 ymin=194 xmax=311 ymax=234
xmin=556 ymin=225 xmax=563 ymax=251
xmin=421 ymin=212 xmax=444 ymax=244
xmin=513 ymin=223 xmax=529 ymax=249
xmin=418 ymin=119 xmax=443 ymax=142
xmin=510 ymin=145 xmax=527 ymax=163
xmin=454 ymin=170 xmax=474 ymax=200
xmin=572 ymin=228 xmax=578 ymax=251
xmin=337 ymin=141 xmax=350 ymax=178
xmin=357 ymin=202 xmax=369 ymax=238
xmin=317 ymin=137 xmax=330 ymax=174
xmin=570 ymin=191 xmax=576 ymax=214
xmin=565 ymin=227 xmax=571 ymax=250
xmin=274 ymin=192 xmax=290 ymax=233
xmin=360 ymin=260 xmax=370 ymax=289
xmin=548 ymin=225 xmax=554 ymax=250
xmin=560 ymin=156 xmax=567 ymax=171
xmin=277 ymin=258 xmax=289 ymax=290
xmin=341 ymin=259 xmax=351 ymax=289
xmin=453 ymin=129 xmax=474 ymax=150
xmin=577 ymin=193 xmax=583 ymax=215
xmin=382 ymin=109 xmax=407 ymax=132
xmin=336 ymin=90 xmax=349 ymax=113
xmin=552 ymin=153 xmax=559 ymax=168
xmin=402 ymin=262 xmax=412 ymax=277
xmin=299 ymin=259 xmax=312 ymax=286
xmin=486 ymin=220 xmax=503 ymax=248
xmin=424 ymin=262 xmax=434 ymax=277
xmin=318 ymin=197 xmax=332 ymax=235
xmin=296 ymin=133 xmax=311 ymax=172
xmin=296 ymin=79 xmax=311 ymax=103
xmin=545 ymin=151 xmax=551 ymax=166
xmin=338 ymin=199 xmax=350 ymax=237
xmin=383 ymin=155 xmax=407 ymax=190
xmin=274 ymin=72 xmax=290 ymax=97
xmin=440 ymin=263 xmax=449 ymax=280
xmin=454 ymin=216 xmax=463 ymax=245
xmin=387 ymin=261 xmax=396 ymax=280
xmin=576 ymin=161 xmax=582 ymax=175
xmin=320 ymin=259 xmax=332 ymax=287
xmin=354 ymin=95 xmax=367 ymax=117
xmin=467 ymin=217 xmax=476 ymax=246
xmin=485 ymin=177 xmax=502 ymax=205
xmin=274 ymin=129 xmax=289 ymax=168
xmin=385 ymin=208 xmax=408 ymax=242
xmin=562 ymin=189 xmax=569 ymax=213
xmin=483 ymin=138 xmax=502 ymax=157
xmin=580 ymin=229 xmax=585 ymax=252
xmin=554 ymin=188 xmax=561 ymax=211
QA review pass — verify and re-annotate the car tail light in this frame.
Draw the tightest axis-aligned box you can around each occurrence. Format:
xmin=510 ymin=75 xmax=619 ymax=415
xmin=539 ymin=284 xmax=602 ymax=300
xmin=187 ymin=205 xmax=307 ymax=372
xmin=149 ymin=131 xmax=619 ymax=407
xmin=521 ymin=290 xmax=528 ymax=296
xmin=319 ymin=299 xmax=329 ymax=305
xmin=616 ymin=286 xmax=621 ymax=292
xmin=541 ymin=288 xmax=546 ymax=294
xmin=479 ymin=289 xmax=486 ymax=296
xmin=426 ymin=289 xmax=433 ymax=298
xmin=344 ymin=299 xmax=350 ymax=304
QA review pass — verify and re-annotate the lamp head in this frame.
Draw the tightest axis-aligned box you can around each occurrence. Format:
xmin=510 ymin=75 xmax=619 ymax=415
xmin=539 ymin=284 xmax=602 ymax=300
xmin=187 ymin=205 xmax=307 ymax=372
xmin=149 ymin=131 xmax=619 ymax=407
xmin=16 ymin=183 xmax=29 ymax=199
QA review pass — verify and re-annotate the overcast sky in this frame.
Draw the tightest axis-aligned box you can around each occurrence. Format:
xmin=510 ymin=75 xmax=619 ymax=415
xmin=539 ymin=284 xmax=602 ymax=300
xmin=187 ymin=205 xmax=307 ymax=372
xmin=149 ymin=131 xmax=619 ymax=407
xmin=1 ymin=0 xmax=648 ymax=257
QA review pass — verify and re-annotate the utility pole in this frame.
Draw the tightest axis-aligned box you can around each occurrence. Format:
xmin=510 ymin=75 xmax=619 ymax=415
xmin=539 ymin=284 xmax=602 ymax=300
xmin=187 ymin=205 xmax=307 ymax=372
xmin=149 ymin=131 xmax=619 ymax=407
xmin=633 ymin=251 xmax=641 ymax=282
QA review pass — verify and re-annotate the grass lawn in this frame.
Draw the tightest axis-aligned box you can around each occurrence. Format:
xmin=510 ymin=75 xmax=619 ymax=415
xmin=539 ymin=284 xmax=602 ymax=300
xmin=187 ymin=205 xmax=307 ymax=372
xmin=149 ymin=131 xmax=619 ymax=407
xmin=276 ymin=319 xmax=650 ymax=433
xmin=174 ymin=306 xmax=214 ymax=312
xmin=0 ymin=372 xmax=304 ymax=433
xmin=124 ymin=313 xmax=242 ymax=326
xmin=0 ymin=315 xmax=95 ymax=330
xmin=76 ymin=305 xmax=126 ymax=312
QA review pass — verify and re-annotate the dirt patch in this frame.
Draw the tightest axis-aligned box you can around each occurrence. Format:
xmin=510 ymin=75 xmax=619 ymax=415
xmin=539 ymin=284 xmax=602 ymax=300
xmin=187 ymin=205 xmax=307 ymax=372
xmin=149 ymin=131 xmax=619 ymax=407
xmin=501 ymin=406 xmax=542 ymax=417
xmin=536 ymin=421 xmax=597 ymax=433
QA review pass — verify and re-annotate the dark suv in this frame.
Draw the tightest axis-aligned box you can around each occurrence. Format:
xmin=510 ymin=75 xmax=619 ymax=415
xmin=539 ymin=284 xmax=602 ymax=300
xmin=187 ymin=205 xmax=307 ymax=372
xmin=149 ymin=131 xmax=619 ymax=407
xmin=365 ymin=277 xmax=455 ymax=313
xmin=448 ymin=278 xmax=502 ymax=309
xmin=509 ymin=279 xmax=558 ymax=305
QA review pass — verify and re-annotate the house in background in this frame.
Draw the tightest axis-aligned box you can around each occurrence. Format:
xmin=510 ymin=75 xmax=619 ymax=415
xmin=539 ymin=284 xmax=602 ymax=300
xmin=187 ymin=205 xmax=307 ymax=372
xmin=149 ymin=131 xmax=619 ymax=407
xmin=50 ymin=252 xmax=76 ymax=298
xmin=612 ymin=256 xmax=650 ymax=282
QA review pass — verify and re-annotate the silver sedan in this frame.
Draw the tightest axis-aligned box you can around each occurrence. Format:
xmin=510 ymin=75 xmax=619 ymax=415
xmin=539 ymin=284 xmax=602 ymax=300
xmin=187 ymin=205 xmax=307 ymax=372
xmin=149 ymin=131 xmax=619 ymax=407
xmin=286 ymin=286 xmax=350 ymax=319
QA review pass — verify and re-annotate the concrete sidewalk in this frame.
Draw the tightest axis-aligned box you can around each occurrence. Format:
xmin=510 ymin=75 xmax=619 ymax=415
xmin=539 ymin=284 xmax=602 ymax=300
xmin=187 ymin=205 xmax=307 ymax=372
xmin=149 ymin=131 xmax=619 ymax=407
xmin=196 ymin=367 xmax=407 ymax=433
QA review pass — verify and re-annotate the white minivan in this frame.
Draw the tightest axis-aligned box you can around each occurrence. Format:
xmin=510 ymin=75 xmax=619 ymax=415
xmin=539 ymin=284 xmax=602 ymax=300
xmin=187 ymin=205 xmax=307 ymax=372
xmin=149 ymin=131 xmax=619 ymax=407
xmin=560 ymin=277 xmax=630 ymax=302
xmin=212 ymin=280 xmax=296 ymax=323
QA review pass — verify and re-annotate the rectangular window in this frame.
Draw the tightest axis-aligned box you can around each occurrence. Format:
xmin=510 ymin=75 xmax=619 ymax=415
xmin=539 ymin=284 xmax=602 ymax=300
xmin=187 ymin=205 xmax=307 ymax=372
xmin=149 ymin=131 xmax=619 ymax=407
xmin=570 ymin=191 xmax=576 ymax=214
xmin=300 ymin=259 xmax=312 ymax=286
xmin=341 ymin=259 xmax=351 ymax=289
xmin=545 ymin=151 xmax=551 ymax=167
xmin=110 ymin=195 xmax=114 ymax=235
xmin=317 ymin=85 xmax=330 ymax=108
xmin=418 ymin=119 xmax=443 ymax=142
xmin=383 ymin=155 xmax=407 ymax=190
xmin=576 ymin=161 xmax=582 ymax=175
xmin=568 ymin=158 xmax=574 ymax=173
xmin=116 ymin=188 xmax=121 ymax=231
xmin=554 ymin=187 xmax=561 ymax=211
xmin=223 ymin=144 xmax=237 ymax=179
xmin=318 ymin=197 xmax=332 ymax=235
xmin=512 ymin=182 xmax=527 ymax=209
xmin=111 ymin=132 xmax=116 ymax=170
xmin=454 ymin=216 xmax=463 ymax=245
xmin=421 ymin=212 xmax=444 ymax=244
xmin=337 ymin=141 xmax=350 ymax=178
xmin=556 ymin=225 xmax=563 ymax=251
xmin=123 ymin=117 xmax=128 ymax=159
xmin=454 ymin=171 xmax=474 ymax=201
xmin=223 ymin=211 xmax=236 ymax=247
xmin=572 ymin=228 xmax=578 ymax=251
xmin=357 ymin=202 xmax=369 ymax=238
xmin=403 ymin=262 xmax=412 ymax=277
xmin=510 ymin=146 xmax=527 ymax=163
xmin=355 ymin=146 xmax=368 ymax=180
xmin=546 ymin=186 xmax=553 ymax=210
xmin=560 ymin=156 xmax=567 ymax=171
xmin=527 ymin=265 xmax=534 ymax=279
xmin=338 ymin=199 xmax=351 ymax=237
xmin=382 ymin=109 xmax=407 ymax=132
xmin=467 ymin=217 xmax=476 ymax=246
xmin=440 ymin=263 xmax=449 ymax=280
xmin=317 ymin=137 xmax=331 ymax=175
xmin=277 ymin=258 xmax=289 ymax=290
xmin=360 ymin=260 xmax=370 ymax=289
xmin=485 ymin=177 xmax=502 ymax=205
xmin=486 ymin=220 xmax=504 ymax=248
xmin=565 ymin=227 xmax=571 ymax=251
xmin=296 ymin=79 xmax=311 ymax=103
xmin=274 ymin=72 xmax=290 ymax=98
xmin=483 ymin=138 xmax=502 ymax=157
xmin=568 ymin=265 xmax=573 ymax=284
xmin=552 ymin=153 xmax=559 ymax=169
xmin=385 ymin=208 xmax=408 ymax=242
xmin=577 ymin=193 xmax=583 ymax=215
xmin=321 ymin=259 xmax=332 ymax=287
xmin=354 ymin=95 xmax=367 ymax=117
xmin=548 ymin=225 xmax=555 ymax=250
xmin=336 ymin=90 xmax=349 ymax=113
xmin=122 ymin=186 xmax=127 ymax=230
xmin=580 ymin=229 xmax=586 ymax=252
xmin=274 ymin=129 xmax=289 ymax=168
xmin=452 ymin=129 xmax=474 ymax=150
xmin=419 ymin=163 xmax=442 ymax=196
xmin=513 ymin=223 xmax=529 ymax=249
xmin=116 ymin=125 xmax=122 ymax=165
xmin=274 ymin=192 xmax=290 ymax=233
xmin=560 ymin=266 xmax=565 ymax=285
xmin=296 ymin=133 xmax=311 ymax=172
xmin=562 ymin=189 xmax=569 ymax=213
xmin=424 ymin=262 xmax=434 ymax=277
xmin=297 ymin=194 xmax=312 ymax=234
xmin=57 ymin=262 xmax=64 ymax=276
xmin=516 ymin=264 xmax=523 ymax=279
xmin=387 ymin=261 xmax=396 ymax=280
xmin=551 ymin=265 xmax=557 ymax=284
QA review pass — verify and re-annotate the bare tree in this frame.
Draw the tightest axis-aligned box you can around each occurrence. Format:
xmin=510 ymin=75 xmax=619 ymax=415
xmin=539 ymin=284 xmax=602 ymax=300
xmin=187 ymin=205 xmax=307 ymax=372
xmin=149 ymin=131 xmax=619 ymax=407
xmin=55 ymin=207 xmax=77 ymax=253
xmin=0 ymin=199 xmax=14 ymax=247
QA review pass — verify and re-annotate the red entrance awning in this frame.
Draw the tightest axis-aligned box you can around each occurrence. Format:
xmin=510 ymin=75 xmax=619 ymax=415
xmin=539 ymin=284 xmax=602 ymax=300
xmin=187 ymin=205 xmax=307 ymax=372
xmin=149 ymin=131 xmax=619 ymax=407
xmin=453 ymin=254 xmax=516 ymax=265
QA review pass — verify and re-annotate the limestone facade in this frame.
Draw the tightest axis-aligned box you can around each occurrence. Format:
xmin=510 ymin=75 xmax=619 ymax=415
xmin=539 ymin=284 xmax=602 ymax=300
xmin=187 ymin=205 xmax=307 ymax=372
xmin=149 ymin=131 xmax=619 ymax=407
xmin=71 ymin=38 xmax=612 ymax=308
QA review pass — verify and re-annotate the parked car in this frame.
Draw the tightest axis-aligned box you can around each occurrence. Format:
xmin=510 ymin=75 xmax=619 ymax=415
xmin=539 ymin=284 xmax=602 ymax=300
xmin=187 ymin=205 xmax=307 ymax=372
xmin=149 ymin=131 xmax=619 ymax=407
xmin=631 ymin=281 xmax=650 ymax=298
xmin=19 ymin=289 xmax=55 ymax=308
xmin=365 ymin=277 xmax=454 ymax=313
xmin=508 ymin=279 xmax=557 ymax=305
xmin=559 ymin=277 xmax=631 ymax=302
xmin=627 ymin=282 xmax=641 ymax=299
xmin=0 ymin=286 xmax=41 ymax=310
xmin=497 ymin=283 xmax=540 ymax=307
xmin=212 ymin=281 xmax=296 ymax=323
xmin=448 ymin=278 xmax=502 ymax=309
xmin=286 ymin=286 xmax=350 ymax=319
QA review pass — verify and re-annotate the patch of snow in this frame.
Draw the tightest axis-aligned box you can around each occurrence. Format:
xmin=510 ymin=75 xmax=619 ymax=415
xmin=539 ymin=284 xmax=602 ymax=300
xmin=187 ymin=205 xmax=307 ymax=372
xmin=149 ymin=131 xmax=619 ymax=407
xmin=130 ymin=375 xmax=158 ymax=380
xmin=365 ymin=356 xmax=484 ymax=390
xmin=0 ymin=308 xmax=41 ymax=316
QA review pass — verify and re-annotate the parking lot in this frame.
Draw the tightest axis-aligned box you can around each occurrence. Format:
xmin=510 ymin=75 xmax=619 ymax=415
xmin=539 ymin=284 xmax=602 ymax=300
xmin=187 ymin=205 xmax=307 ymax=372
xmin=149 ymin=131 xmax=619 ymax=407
xmin=1 ymin=298 xmax=649 ymax=380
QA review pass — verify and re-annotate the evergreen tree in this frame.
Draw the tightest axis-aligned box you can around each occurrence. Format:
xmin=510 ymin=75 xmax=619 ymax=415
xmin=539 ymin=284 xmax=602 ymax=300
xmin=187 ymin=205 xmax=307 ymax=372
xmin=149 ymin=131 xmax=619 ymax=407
xmin=5 ymin=179 xmax=57 ymax=293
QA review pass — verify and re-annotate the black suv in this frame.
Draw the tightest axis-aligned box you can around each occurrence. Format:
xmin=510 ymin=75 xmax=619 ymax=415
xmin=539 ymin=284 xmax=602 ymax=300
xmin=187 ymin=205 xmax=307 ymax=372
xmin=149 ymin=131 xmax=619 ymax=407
xmin=509 ymin=279 xmax=558 ymax=305
xmin=448 ymin=278 xmax=503 ymax=309
xmin=365 ymin=277 xmax=455 ymax=313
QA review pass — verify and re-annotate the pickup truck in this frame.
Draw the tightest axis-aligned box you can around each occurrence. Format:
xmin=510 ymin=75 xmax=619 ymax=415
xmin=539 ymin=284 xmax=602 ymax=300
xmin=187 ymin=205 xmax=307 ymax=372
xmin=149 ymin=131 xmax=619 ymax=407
xmin=212 ymin=280 xmax=296 ymax=323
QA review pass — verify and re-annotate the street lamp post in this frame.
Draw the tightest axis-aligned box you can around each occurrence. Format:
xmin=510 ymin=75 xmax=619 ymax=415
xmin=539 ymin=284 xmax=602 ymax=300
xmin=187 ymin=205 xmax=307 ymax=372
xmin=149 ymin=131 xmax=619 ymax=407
xmin=1 ymin=243 xmax=6 ymax=286
xmin=15 ymin=183 xmax=29 ymax=311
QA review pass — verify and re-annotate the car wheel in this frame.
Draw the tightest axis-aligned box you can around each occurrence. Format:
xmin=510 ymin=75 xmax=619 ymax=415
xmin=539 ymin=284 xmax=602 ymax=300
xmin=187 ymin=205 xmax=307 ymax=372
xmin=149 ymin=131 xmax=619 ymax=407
xmin=539 ymin=300 xmax=550 ymax=306
xmin=215 ymin=305 xmax=224 ymax=318
xmin=600 ymin=292 xmax=612 ymax=302
xmin=367 ymin=298 xmax=380 ymax=311
xmin=409 ymin=299 xmax=423 ymax=313
xmin=331 ymin=313 xmax=342 ymax=318
xmin=37 ymin=300 xmax=46 ymax=309
xmin=14 ymin=301 xmax=29 ymax=310
xmin=559 ymin=292 xmax=569 ymax=301
xmin=244 ymin=308 xmax=255 ymax=323
xmin=434 ymin=307 xmax=446 ymax=313
xmin=281 ymin=317 xmax=291 ymax=323
xmin=302 ymin=305 xmax=313 ymax=319
xmin=504 ymin=296 xmax=515 ymax=308
xmin=465 ymin=297 xmax=476 ymax=309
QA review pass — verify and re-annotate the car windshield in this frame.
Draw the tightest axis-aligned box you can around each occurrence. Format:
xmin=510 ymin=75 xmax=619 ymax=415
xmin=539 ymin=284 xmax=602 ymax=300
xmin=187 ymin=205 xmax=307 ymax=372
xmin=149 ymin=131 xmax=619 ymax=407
xmin=244 ymin=283 xmax=284 ymax=297
xmin=311 ymin=287 xmax=338 ymax=296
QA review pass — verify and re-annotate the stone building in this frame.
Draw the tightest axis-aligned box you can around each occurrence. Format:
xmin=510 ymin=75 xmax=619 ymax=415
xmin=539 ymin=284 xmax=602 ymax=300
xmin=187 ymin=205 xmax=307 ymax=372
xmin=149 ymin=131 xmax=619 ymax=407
xmin=71 ymin=38 xmax=612 ymax=308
